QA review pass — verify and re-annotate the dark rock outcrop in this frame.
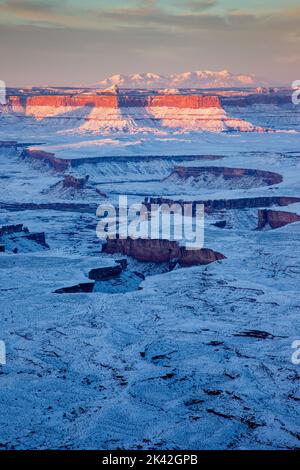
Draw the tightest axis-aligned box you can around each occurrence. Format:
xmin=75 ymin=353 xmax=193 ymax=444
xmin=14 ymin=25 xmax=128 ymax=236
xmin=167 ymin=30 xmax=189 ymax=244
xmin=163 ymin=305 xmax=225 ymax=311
xmin=88 ymin=265 xmax=122 ymax=281
xmin=23 ymin=232 xmax=49 ymax=248
xmin=0 ymin=245 xmax=5 ymax=252
xmin=103 ymin=237 xmax=225 ymax=266
xmin=257 ymin=209 xmax=300 ymax=229
xmin=234 ymin=330 xmax=275 ymax=339
xmin=213 ymin=220 xmax=227 ymax=228
xmin=116 ymin=258 xmax=128 ymax=270
xmin=0 ymin=224 xmax=49 ymax=250
xmin=0 ymin=224 xmax=24 ymax=237
xmin=54 ymin=282 xmax=95 ymax=294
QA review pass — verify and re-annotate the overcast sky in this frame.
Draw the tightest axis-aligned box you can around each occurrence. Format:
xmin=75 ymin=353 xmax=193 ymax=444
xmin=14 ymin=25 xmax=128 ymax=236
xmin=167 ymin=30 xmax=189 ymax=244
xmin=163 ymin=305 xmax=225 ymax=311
xmin=0 ymin=0 xmax=299 ymax=86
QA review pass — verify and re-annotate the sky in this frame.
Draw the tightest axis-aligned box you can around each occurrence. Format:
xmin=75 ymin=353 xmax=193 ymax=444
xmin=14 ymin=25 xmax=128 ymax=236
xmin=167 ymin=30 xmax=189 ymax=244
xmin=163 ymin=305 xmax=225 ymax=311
xmin=0 ymin=0 xmax=299 ymax=86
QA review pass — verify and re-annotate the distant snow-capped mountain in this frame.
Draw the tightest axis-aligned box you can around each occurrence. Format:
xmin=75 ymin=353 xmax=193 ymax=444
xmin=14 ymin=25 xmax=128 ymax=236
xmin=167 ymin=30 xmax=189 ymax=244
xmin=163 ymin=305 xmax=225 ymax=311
xmin=92 ymin=70 xmax=268 ymax=89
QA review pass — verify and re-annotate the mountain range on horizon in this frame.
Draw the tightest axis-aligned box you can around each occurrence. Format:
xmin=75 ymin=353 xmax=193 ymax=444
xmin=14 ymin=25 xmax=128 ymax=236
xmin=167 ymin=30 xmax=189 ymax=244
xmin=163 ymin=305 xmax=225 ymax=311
xmin=91 ymin=69 xmax=271 ymax=90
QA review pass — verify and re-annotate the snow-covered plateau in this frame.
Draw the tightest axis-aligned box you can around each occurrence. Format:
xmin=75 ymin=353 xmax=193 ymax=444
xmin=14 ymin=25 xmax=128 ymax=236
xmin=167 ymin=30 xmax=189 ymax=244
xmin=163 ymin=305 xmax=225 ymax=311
xmin=0 ymin=87 xmax=299 ymax=450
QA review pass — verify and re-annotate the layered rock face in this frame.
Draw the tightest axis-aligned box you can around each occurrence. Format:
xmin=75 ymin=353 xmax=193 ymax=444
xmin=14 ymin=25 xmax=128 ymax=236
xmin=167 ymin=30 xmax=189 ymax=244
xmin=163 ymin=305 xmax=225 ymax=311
xmin=164 ymin=166 xmax=282 ymax=189
xmin=24 ymin=95 xmax=119 ymax=120
xmin=148 ymin=95 xmax=221 ymax=109
xmin=26 ymin=95 xmax=118 ymax=108
xmin=7 ymin=94 xmax=220 ymax=109
xmin=146 ymin=196 xmax=300 ymax=213
xmin=103 ymin=237 xmax=225 ymax=266
xmin=257 ymin=209 xmax=300 ymax=229
xmin=3 ymin=93 xmax=259 ymax=133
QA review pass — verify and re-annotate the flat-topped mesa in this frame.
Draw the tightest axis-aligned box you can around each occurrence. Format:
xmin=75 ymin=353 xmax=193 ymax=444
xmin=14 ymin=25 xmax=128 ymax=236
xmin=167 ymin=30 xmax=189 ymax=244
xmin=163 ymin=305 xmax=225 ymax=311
xmin=25 ymin=95 xmax=119 ymax=108
xmin=3 ymin=93 xmax=258 ymax=132
xmin=6 ymin=94 xmax=221 ymax=110
xmin=257 ymin=209 xmax=300 ymax=229
xmin=103 ymin=237 xmax=225 ymax=266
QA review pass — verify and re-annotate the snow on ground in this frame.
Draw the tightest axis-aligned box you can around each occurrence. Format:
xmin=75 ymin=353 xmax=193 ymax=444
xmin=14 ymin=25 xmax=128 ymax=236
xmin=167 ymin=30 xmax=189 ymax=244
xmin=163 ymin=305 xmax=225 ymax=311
xmin=0 ymin=98 xmax=300 ymax=449
xmin=0 ymin=208 xmax=300 ymax=449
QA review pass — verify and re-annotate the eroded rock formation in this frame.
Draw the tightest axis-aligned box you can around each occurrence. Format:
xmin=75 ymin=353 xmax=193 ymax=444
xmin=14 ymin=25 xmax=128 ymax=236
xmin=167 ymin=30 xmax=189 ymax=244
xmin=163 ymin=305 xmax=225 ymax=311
xmin=20 ymin=149 xmax=70 ymax=172
xmin=103 ymin=237 xmax=225 ymax=266
xmin=62 ymin=175 xmax=89 ymax=189
xmin=257 ymin=209 xmax=300 ymax=229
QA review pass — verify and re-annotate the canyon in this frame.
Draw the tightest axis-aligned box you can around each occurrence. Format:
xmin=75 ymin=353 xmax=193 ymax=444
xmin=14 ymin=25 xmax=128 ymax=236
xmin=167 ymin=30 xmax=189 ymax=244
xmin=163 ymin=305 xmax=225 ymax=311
xmin=0 ymin=83 xmax=300 ymax=450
